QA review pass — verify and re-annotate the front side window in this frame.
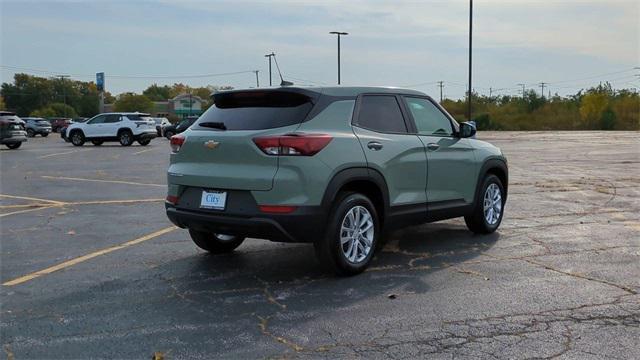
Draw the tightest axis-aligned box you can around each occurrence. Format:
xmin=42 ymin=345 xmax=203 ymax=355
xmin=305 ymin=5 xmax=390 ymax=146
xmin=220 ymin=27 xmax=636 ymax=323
xmin=87 ymin=115 xmax=106 ymax=124
xmin=404 ymin=97 xmax=453 ymax=136
xmin=356 ymin=95 xmax=407 ymax=133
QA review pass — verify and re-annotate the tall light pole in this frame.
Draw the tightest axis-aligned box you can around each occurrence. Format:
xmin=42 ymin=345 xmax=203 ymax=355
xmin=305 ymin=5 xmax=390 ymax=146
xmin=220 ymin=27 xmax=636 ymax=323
xmin=329 ymin=31 xmax=348 ymax=85
xmin=264 ymin=53 xmax=275 ymax=86
xmin=56 ymin=75 xmax=70 ymax=117
xmin=467 ymin=0 xmax=473 ymax=121
xmin=253 ymin=70 xmax=259 ymax=87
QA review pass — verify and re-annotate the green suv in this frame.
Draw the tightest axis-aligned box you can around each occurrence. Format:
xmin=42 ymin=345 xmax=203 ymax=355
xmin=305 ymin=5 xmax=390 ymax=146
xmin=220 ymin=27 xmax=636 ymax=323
xmin=165 ymin=87 xmax=508 ymax=275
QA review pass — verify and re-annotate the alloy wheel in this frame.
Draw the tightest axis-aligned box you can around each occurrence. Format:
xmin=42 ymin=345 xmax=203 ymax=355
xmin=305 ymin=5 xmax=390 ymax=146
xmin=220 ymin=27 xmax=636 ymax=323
xmin=340 ymin=206 xmax=374 ymax=263
xmin=483 ymin=183 xmax=502 ymax=225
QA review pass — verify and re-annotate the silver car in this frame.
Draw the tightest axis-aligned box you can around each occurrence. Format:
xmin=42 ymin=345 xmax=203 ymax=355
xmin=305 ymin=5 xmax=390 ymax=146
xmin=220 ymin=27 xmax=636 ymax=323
xmin=22 ymin=117 xmax=52 ymax=137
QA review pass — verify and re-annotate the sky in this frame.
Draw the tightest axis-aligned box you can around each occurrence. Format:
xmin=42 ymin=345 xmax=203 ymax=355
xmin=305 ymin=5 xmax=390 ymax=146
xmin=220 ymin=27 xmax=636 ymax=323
xmin=1 ymin=0 xmax=638 ymax=99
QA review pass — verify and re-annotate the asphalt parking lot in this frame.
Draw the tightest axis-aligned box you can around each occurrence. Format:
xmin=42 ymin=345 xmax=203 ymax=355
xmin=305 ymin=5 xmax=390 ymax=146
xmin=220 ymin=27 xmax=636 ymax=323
xmin=1 ymin=131 xmax=639 ymax=359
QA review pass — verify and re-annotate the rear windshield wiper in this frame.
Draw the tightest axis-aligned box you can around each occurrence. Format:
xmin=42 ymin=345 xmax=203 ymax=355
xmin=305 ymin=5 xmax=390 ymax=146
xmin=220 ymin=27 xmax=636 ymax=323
xmin=199 ymin=122 xmax=227 ymax=130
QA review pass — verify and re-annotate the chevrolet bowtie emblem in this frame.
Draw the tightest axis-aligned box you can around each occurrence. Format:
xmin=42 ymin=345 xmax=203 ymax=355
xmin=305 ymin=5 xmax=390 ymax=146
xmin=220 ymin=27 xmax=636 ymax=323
xmin=204 ymin=140 xmax=220 ymax=149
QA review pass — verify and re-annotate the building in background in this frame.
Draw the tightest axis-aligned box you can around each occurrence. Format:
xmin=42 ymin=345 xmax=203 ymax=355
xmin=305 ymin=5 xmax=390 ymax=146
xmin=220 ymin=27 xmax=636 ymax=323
xmin=103 ymin=93 xmax=204 ymax=120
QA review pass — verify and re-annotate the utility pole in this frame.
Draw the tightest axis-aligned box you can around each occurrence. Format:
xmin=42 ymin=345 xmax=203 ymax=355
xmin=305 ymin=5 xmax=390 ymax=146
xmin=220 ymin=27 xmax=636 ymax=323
xmin=437 ymin=81 xmax=444 ymax=102
xmin=467 ymin=0 xmax=473 ymax=121
xmin=539 ymin=82 xmax=547 ymax=98
xmin=517 ymin=83 xmax=526 ymax=99
xmin=489 ymin=87 xmax=493 ymax=98
xmin=264 ymin=52 xmax=275 ymax=86
xmin=329 ymin=31 xmax=348 ymax=85
xmin=56 ymin=75 xmax=70 ymax=117
xmin=253 ymin=70 xmax=259 ymax=88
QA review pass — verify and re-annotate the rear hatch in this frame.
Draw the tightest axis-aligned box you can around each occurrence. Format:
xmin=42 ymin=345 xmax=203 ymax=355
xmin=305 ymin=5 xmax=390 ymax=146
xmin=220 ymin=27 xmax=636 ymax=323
xmin=127 ymin=113 xmax=156 ymax=131
xmin=169 ymin=89 xmax=317 ymax=191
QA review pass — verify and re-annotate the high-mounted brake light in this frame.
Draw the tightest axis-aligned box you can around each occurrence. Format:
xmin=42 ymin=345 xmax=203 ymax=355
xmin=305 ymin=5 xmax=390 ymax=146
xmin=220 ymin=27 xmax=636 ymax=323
xmin=170 ymin=135 xmax=185 ymax=153
xmin=253 ymin=133 xmax=332 ymax=156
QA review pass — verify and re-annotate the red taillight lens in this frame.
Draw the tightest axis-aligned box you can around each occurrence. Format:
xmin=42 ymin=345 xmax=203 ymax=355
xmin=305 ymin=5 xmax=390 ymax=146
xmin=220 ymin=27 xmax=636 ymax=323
xmin=259 ymin=205 xmax=297 ymax=214
xmin=166 ymin=195 xmax=179 ymax=205
xmin=253 ymin=133 xmax=332 ymax=156
xmin=170 ymin=135 xmax=185 ymax=153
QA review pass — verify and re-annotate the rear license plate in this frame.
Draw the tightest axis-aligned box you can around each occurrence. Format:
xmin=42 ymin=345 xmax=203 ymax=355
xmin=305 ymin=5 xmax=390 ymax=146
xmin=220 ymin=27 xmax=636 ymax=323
xmin=200 ymin=190 xmax=227 ymax=210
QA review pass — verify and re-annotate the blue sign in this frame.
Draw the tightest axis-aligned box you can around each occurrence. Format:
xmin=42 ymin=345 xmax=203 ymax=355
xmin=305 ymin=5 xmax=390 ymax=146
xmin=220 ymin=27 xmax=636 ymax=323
xmin=96 ymin=72 xmax=104 ymax=92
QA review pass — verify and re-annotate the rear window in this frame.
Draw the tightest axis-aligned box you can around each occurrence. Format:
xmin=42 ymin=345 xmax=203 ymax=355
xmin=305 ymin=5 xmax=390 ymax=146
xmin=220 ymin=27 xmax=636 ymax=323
xmin=194 ymin=91 xmax=313 ymax=130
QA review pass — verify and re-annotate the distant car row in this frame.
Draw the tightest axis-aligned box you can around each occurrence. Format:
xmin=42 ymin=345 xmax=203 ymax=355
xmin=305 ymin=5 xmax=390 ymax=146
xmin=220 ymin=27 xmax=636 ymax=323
xmin=1 ymin=111 xmax=199 ymax=149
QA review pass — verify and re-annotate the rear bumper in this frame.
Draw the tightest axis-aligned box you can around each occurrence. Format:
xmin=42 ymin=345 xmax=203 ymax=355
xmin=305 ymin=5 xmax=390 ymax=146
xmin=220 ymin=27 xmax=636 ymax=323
xmin=1 ymin=134 xmax=27 ymax=144
xmin=165 ymin=204 xmax=325 ymax=243
xmin=135 ymin=132 xmax=157 ymax=140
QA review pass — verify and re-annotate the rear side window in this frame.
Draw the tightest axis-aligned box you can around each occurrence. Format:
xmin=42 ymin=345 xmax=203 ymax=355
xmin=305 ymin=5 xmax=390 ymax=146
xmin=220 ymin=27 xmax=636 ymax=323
xmin=194 ymin=91 xmax=313 ymax=130
xmin=126 ymin=114 xmax=152 ymax=122
xmin=356 ymin=95 xmax=407 ymax=133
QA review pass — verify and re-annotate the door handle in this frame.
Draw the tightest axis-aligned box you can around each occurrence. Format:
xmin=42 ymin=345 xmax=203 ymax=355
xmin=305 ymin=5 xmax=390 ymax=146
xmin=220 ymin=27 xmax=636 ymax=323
xmin=367 ymin=141 xmax=383 ymax=151
xmin=426 ymin=143 xmax=440 ymax=151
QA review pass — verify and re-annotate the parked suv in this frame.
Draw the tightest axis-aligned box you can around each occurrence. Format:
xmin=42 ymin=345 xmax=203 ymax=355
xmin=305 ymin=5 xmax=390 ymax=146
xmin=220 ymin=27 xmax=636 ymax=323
xmin=165 ymin=87 xmax=508 ymax=275
xmin=22 ymin=117 xmax=52 ymax=137
xmin=153 ymin=117 xmax=171 ymax=137
xmin=162 ymin=116 xmax=197 ymax=139
xmin=48 ymin=117 xmax=72 ymax=132
xmin=0 ymin=112 xmax=27 ymax=149
xmin=65 ymin=112 xmax=157 ymax=146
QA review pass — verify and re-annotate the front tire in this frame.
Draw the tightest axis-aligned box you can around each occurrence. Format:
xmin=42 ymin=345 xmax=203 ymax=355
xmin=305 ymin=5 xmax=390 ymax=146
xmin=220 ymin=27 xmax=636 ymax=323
xmin=41 ymin=132 xmax=49 ymax=137
xmin=6 ymin=142 xmax=22 ymax=149
xmin=465 ymin=174 xmax=505 ymax=234
xmin=70 ymin=131 xmax=85 ymax=146
xmin=118 ymin=130 xmax=134 ymax=146
xmin=314 ymin=192 xmax=380 ymax=276
xmin=138 ymin=139 xmax=151 ymax=146
xmin=188 ymin=229 xmax=245 ymax=254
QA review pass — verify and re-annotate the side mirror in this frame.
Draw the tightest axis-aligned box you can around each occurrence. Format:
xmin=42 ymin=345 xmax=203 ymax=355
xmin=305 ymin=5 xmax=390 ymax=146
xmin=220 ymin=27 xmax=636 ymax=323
xmin=459 ymin=121 xmax=476 ymax=138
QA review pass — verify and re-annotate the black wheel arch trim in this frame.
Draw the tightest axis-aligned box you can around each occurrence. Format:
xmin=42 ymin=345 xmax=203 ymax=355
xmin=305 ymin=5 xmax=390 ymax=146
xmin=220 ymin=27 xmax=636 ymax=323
xmin=473 ymin=157 xmax=509 ymax=205
xmin=320 ymin=167 xmax=390 ymax=223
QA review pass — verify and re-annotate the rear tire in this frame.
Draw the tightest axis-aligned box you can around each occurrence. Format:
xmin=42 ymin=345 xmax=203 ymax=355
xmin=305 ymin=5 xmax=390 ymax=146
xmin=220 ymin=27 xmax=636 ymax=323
xmin=164 ymin=130 xmax=174 ymax=139
xmin=188 ymin=229 xmax=245 ymax=254
xmin=6 ymin=142 xmax=22 ymax=149
xmin=314 ymin=192 xmax=380 ymax=276
xmin=138 ymin=139 xmax=151 ymax=146
xmin=26 ymin=129 xmax=35 ymax=137
xmin=42 ymin=132 xmax=49 ymax=137
xmin=91 ymin=140 xmax=103 ymax=146
xmin=465 ymin=174 xmax=505 ymax=234
xmin=70 ymin=131 xmax=85 ymax=146
xmin=118 ymin=130 xmax=133 ymax=146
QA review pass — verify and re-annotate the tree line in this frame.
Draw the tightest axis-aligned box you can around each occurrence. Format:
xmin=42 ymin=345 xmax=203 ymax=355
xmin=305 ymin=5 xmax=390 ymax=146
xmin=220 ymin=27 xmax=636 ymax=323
xmin=1 ymin=73 xmax=638 ymax=130
xmin=443 ymin=83 xmax=638 ymax=130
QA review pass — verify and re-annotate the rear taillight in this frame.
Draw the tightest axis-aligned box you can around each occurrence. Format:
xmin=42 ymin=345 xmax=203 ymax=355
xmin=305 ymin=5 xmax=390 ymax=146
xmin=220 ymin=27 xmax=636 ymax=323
xmin=253 ymin=133 xmax=332 ymax=156
xmin=170 ymin=135 xmax=185 ymax=153
xmin=166 ymin=195 xmax=179 ymax=205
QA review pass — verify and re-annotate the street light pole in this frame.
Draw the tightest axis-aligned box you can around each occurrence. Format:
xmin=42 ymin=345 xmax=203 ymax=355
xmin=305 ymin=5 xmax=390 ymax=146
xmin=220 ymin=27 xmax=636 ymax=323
xmin=329 ymin=31 xmax=348 ymax=85
xmin=264 ymin=53 xmax=275 ymax=86
xmin=56 ymin=75 xmax=70 ymax=117
xmin=467 ymin=0 xmax=473 ymax=121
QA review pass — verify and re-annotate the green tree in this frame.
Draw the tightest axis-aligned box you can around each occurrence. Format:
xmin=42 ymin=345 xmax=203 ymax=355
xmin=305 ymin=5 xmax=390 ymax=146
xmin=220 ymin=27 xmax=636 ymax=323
xmin=113 ymin=93 xmax=153 ymax=113
xmin=0 ymin=96 xmax=5 ymax=110
xmin=31 ymin=103 xmax=77 ymax=118
xmin=143 ymin=84 xmax=172 ymax=101
xmin=579 ymin=92 xmax=608 ymax=129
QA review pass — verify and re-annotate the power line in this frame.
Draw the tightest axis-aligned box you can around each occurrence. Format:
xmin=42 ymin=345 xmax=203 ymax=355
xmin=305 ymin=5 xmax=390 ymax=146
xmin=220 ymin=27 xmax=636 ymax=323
xmin=1 ymin=65 xmax=255 ymax=80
